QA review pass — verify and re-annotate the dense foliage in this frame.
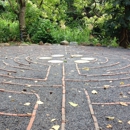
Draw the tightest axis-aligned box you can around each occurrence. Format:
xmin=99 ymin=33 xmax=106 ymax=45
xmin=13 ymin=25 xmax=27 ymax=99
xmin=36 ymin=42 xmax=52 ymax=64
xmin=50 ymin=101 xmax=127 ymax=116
xmin=0 ymin=0 xmax=130 ymax=48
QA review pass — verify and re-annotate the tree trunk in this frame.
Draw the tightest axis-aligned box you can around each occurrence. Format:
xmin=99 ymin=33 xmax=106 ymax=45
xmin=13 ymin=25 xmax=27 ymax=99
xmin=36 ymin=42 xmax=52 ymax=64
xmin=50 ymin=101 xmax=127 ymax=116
xmin=119 ymin=28 xmax=129 ymax=48
xmin=18 ymin=0 xmax=27 ymax=41
xmin=119 ymin=5 xmax=130 ymax=48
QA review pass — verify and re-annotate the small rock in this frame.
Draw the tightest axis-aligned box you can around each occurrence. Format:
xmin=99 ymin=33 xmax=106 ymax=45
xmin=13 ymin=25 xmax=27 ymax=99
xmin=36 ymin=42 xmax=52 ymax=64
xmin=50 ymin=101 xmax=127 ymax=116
xmin=0 ymin=43 xmax=10 ymax=47
xmin=0 ymin=43 xmax=4 ymax=47
xmin=44 ymin=43 xmax=52 ymax=45
xmin=20 ymin=43 xmax=28 ymax=46
xmin=96 ymin=43 xmax=101 ymax=46
xmin=88 ymin=43 xmax=94 ymax=46
xmin=4 ymin=43 xmax=10 ymax=46
xmin=70 ymin=42 xmax=78 ymax=46
xmin=39 ymin=41 xmax=44 ymax=45
xmin=60 ymin=40 xmax=69 ymax=45
xmin=80 ymin=42 xmax=89 ymax=46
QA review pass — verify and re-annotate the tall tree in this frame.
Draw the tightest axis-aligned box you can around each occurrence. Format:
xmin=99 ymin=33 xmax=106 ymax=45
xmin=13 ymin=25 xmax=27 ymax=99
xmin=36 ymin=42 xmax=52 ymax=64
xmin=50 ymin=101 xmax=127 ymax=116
xmin=8 ymin=0 xmax=44 ymax=41
xmin=104 ymin=0 xmax=130 ymax=48
xmin=8 ymin=0 xmax=27 ymax=41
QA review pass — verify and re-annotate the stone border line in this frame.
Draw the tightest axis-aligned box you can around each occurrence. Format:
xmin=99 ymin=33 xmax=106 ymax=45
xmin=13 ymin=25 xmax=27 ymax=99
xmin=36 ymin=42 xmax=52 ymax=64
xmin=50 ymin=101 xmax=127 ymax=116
xmin=100 ymin=57 xmax=108 ymax=64
xmin=27 ymin=93 xmax=40 ymax=130
xmin=89 ymin=84 xmax=130 ymax=89
xmin=14 ymin=57 xmax=30 ymax=66
xmin=77 ymin=62 xmax=120 ymax=70
xmin=25 ymin=56 xmax=50 ymax=66
xmin=92 ymin=102 xmax=130 ymax=105
xmin=84 ymin=89 xmax=99 ymax=130
xmin=61 ymin=64 xmax=66 ymax=130
xmin=0 ymin=68 xmax=16 ymax=73
xmin=3 ymin=60 xmax=48 ymax=71
xmin=107 ymin=64 xmax=130 ymax=71
xmin=2 ymin=61 xmax=51 ymax=81
xmin=65 ymin=77 xmax=130 ymax=82
xmin=0 ymin=112 xmax=32 ymax=117
xmin=83 ymin=71 xmax=130 ymax=77
xmin=0 ymin=89 xmax=40 ymax=130
xmin=1 ymin=81 xmax=62 ymax=88
xmin=76 ymin=63 xmax=130 ymax=77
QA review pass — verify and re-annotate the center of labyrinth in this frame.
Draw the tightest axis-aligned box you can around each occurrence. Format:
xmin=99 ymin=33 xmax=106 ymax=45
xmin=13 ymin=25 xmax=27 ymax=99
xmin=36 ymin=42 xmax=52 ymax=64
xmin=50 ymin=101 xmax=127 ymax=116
xmin=0 ymin=45 xmax=130 ymax=130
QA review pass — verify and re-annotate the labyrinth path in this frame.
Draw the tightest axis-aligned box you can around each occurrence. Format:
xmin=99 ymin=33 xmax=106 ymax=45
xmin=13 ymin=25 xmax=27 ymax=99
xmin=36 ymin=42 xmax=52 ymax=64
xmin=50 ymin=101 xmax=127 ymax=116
xmin=0 ymin=45 xmax=130 ymax=130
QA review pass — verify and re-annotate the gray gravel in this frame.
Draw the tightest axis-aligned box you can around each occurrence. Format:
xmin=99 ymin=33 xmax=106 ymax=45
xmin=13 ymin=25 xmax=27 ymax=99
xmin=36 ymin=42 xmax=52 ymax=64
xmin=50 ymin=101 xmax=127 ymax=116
xmin=0 ymin=45 xmax=130 ymax=130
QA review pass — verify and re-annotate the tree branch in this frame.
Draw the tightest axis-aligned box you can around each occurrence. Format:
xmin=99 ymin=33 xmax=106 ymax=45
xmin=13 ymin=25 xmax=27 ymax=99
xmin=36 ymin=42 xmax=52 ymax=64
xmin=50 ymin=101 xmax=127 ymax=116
xmin=8 ymin=0 xmax=19 ymax=14
xmin=39 ymin=0 xmax=44 ymax=8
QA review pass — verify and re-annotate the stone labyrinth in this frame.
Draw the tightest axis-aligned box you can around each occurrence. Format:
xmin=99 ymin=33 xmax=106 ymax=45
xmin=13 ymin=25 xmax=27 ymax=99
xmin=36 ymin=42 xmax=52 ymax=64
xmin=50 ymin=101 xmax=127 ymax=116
xmin=0 ymin=45 xmax=130 ymax=130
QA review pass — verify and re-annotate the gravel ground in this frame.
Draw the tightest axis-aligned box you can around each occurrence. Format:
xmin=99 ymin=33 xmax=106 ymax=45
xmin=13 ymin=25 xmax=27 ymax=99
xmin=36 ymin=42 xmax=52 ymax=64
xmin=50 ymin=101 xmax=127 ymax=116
xmin=0 ymin=45 xmax=130 ymax=130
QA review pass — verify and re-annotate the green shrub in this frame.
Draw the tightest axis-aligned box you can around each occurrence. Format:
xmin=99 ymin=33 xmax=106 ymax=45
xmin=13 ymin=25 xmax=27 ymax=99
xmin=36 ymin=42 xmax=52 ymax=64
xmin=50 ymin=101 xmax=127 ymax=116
xmin=27 ymin=18 xmax=57 ymax=43
xmin=52 ymin=25 xmax=91 ymax=43
xmin=0 ymin=19 xmax=19 ymax=42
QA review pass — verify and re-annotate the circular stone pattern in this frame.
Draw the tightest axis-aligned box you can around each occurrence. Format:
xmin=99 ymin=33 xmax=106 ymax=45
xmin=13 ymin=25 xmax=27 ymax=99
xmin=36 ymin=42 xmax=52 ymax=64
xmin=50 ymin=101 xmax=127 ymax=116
xmin=48 ymin=60 xmax=63 ymax=63
xmin=71 ymin=55 xmax=83 ymax=57
xmin=38 ymin=57 xmax=52 ymax=60
xmin=51 ymin=54 xmax=64 ymax=57
xmin=81 ymin=57 xmax=95 ymax=61
xmin=74 ymin=60 xmax=90 ymax=63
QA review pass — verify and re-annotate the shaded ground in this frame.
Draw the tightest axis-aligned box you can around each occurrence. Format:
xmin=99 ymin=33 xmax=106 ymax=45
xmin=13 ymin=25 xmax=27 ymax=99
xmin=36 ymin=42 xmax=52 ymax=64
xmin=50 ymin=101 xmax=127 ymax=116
xmin=0 ymin=45 xmax=130 ymax=130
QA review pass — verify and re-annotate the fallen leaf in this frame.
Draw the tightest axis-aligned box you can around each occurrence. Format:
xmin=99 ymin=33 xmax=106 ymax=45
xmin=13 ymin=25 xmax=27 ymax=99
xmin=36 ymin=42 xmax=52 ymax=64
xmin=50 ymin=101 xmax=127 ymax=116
xmin=123 ymin=95 xmax=127 ymax=98
xmin=21 ymin=70 xmax=24 ymax=72
xmin=103 ymin=85 xmax=110 ymax=89
xmin=51 ymin=125 xmax=60 ymax=130
xmin=128 ymin=120 xmax=130 ymax=124
xmin=24 ymin=102 xmax=30 ymax=106
xmin=85 ymin=83 xmax=89 ymax=86
xmin=92 ymin=90 xmax=98 ymax=94
xmin=120 ymin=92 xmax=123 ymax=96
xmin=27 ymin=113 xmax=32 ymax=116
xmin=37 ymin=100 xmax=44 ymax=105
xmin=69 ymin=102 xmax=78 ymax=107
xmin=8 ymin=81 xmax=12 ymax=83
xmin=82 ymin=67 xmax=90 ymax=71
xmin=51 ymin=119 xmax=56 ymax=122
xmin=119 ymin=102 xmax=128 ymax=106
xmin=120 ymin=82 xmax=124 ymax=85
xmin=46 ymin=114 xmax=50 ymax=116
xmin=106 ymin=124 xmax=112 ymax=128
xmin=7 ymin=73 xmax=11 ymax=75
xmin=26 ymin=84 xmax=31 ymax=87
xmin=106 ymin=116 xmax=115 ymax=120
xmin=11 ymin=99 xmax=15 ymax=102
xmin=118 ymin=120 xmax=123 ymax=123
